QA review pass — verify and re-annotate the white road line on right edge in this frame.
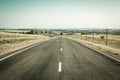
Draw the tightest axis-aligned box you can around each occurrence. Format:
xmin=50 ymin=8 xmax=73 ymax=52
xmin=77 ymin=41 xmax=120 ymax=63
xmin=58 ymin=62 xmax=62 ymax=72
xmin=94 ymin=48 xmax=120 ymax=62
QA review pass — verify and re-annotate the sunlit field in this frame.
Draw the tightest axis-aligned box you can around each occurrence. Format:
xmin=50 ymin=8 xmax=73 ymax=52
xmin=0 ymin=31 xmax=50 ymax=55
xmin=68 ymin=34 xmax=120 ymax=49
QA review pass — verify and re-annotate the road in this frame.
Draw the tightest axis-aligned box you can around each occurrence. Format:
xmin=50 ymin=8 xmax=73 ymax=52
xmin=0 ymin=37 xmax=120 ymax=80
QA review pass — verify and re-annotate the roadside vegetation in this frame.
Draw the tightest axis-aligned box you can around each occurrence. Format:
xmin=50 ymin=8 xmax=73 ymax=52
xmin=0 ymin=30 xmax=50 ymax=56
xmin=64 ymin=29 xmax=120 ymax=59
xmin=0 ymin=28 xmax=120 ymax=59
xmin=68 ymin=34 xmax=120 ymax=49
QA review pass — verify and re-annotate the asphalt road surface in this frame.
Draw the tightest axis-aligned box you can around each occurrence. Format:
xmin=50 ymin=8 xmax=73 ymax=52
xmin=0 ymin=37 xmax=120 ymax=80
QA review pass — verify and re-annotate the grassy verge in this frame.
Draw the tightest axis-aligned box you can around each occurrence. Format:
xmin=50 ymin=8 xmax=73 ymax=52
xmin=0 ymin=32 xmax=50 ymax=56
xmin=67 ymin=34 xmax=120 ymax=49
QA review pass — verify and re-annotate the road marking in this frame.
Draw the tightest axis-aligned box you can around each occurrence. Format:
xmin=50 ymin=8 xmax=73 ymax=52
xmin=61 ymin=43 xmax=63 ymax=46
xmin=60 ymin=48 xmax=63 ymax=51
xmin=73 ymin=40 xmax=120 ymax=63
xmin=58 ymin=62 xmax=62 ymax=72
xmin=0 ymin=43 xmax=41 ymax=61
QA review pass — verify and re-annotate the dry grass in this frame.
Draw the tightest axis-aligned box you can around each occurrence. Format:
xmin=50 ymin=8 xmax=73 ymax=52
xmin=68 ymin=34 xmax=120 ymax=49
xmin=0 ymin=31 xmax=50 ymax=55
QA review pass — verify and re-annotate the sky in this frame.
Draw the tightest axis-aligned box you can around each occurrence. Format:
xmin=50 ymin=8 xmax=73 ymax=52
xmin=0 ymin=0 xmax=120 ymax=29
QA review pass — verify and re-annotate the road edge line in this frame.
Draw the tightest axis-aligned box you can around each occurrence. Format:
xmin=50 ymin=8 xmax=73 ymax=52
xmin=69 ymin=38 xmax=120 ymax=63
xmin=0 ymin=38 xmax=56 ymax=62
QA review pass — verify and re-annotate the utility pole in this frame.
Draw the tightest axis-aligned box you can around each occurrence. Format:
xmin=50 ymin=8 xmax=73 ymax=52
xmin=81 ymin=33 xmax=82 ymax=40
xmin=106 ymin=29 xmax=108 ymax=46
xmin=92 ymin=29 xmax=94 ymax=42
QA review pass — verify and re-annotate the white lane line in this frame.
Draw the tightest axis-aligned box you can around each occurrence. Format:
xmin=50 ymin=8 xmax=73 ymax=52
xmin=80 ymin=43 xmax=120 ymax=62
xmin=0 ymin=43 xmax=40 ymax=61
xmin=58 ymin=62 xmax=62 ymax=72
xmin=60 ymin=48 xmax=63 ymax=51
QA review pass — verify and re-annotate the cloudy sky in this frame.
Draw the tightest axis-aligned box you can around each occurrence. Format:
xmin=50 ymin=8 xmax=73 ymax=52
xmin=0 ymin=0 xmax=120 ymax=29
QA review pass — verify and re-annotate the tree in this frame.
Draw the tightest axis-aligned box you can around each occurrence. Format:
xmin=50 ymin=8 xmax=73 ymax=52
xmin=100 ymin=35 xmax=105 ymax=40
xmin=30 ymin=29 xmax=41 ymax=34
xmin=60 ymin=32 xmax=63 ymax=35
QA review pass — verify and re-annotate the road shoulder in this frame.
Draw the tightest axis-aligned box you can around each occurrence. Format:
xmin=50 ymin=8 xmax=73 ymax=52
xmin=67 ymin=37 xmax=120 ymax=63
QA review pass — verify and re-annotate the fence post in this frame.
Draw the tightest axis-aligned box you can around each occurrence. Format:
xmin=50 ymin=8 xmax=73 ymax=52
xmin=92 ymin=29 xmax=94 ymax=42
xmin=106 ymin=29 xmax=108 ymax=46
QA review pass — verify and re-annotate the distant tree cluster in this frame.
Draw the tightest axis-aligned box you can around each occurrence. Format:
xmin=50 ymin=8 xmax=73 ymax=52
xmin=60 ymin=32 xmax=63 ymax=35
xmin=109 ymin=30 xmax=120 ymax=35
xmin=3 ymin=28 xmax=119 ymax=35
xmin=28 ymin=29 xmax=42 ymax=34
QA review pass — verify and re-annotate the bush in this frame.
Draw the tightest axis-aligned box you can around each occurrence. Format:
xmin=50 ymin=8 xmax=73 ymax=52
xmin=100 ymin=36 xmax=105 ymax=40
xmin=29 ymin=29 xmax=42 ymax=34
xmin=60 ymin=32 xmax=63 ymax=35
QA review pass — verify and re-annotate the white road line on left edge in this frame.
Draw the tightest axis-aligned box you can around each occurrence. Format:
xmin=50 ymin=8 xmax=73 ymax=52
xmin=60 ymin=48 xmax=63 ymax=51
xmin=0 ymin=43 xmax=40 ymax=61
xmin=58 ymin=62 xmax=62 ymax=72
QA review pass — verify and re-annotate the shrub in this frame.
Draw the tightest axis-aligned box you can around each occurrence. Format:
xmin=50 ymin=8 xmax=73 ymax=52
xmin=100 ymin=35 xmax=105 ymax=40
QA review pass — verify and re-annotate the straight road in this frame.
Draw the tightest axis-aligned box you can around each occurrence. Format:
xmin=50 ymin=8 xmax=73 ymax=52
xmin=0 ymin=37 xmax=120 ymax=80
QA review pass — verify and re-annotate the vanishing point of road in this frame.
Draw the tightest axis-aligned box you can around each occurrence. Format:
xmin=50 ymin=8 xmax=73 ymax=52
xmin=0 ymin=37 xmax=120 ymax=80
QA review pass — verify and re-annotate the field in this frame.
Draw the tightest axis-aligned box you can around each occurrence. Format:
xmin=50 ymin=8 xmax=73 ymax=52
xmin=0 ymin=29 xmax=120 ymax=59
xmin=0 ymin=31 xmax=50 ymax=56
xmin=67 ymin=34 xmax=120 ymax=59
xmin=68 ymin=34 xmax=120 ymax=49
